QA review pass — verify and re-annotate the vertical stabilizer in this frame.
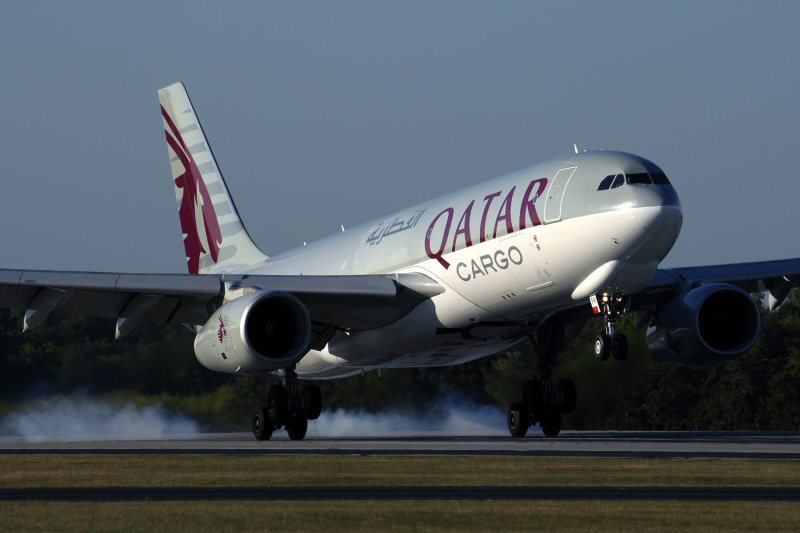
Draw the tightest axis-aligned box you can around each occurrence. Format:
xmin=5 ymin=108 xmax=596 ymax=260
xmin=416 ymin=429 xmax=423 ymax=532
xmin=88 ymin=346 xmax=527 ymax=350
xmin=159 ymin=82 xmax=268 ymax=274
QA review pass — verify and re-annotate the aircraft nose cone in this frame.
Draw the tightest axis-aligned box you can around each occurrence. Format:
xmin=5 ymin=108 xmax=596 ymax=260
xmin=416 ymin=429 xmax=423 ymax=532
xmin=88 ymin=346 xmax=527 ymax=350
xmin=634 ymin=204 xmax=683 ymax=261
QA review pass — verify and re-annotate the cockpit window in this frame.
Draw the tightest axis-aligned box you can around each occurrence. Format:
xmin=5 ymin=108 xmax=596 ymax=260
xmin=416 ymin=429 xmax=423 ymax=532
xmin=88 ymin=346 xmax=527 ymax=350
xmin=641 ymin=159 xmax=671 ymax=185
xmin=650 ymin=171 xmax=670 ymax=185
xmin=599 ymin=172 xmax=647 ymax=191
xmin=597 ymin=175 xmax=615 ymax=190
xmin=626 ymin=172 xmax=652 ymax=185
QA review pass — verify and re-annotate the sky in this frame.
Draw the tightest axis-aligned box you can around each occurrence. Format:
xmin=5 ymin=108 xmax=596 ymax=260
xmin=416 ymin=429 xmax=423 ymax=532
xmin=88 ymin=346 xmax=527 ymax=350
xmin=2 ymin=1 xmax=799 ymax=273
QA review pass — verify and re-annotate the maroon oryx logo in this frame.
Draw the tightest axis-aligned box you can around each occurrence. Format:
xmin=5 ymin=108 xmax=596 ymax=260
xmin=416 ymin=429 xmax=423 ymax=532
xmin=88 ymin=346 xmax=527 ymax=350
xmin=162 ymin=105 xmax=223 ymax=274
xmin=217 ymin=315 xmax=227 ymax=343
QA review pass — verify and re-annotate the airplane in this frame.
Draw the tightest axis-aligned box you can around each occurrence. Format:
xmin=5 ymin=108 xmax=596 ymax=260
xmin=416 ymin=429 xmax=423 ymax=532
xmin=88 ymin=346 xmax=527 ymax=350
xmin=2 ymin=81 xmax=799 ymax=440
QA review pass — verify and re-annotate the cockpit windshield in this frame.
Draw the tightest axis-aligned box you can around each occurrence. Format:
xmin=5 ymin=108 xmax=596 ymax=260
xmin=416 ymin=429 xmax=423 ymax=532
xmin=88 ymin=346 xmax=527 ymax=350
xmin=650 ymin=171 xmax=670 ymax=185
xmin=626 ymin=173 xmax=651 ymax=185
xmin=598 ymin=175 xmax=614 ymax=190
xmin=641 ymin=159 xmax=671 ymax=185
xmin=597 ymin=165 xmax=671 ymax=191
xmin=597 ymin=173 xmax=630 ymax=190
xmin=591 ymin=155 xmax=678 ymax=208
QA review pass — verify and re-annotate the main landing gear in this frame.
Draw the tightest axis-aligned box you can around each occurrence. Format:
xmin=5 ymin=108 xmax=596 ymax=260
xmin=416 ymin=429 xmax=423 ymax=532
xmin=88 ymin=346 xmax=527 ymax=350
xmin=508 ymin=376 xmax=576 ymax=437
xmin=505 ymin=294 xmax=632 ymax=438
xmin=507 ymin=313 xmax=585 ymax=438
xmin=252 ymin=368 xmax=322 ymax=441
xmin=591 ymin=293 xmax=629 ymax=362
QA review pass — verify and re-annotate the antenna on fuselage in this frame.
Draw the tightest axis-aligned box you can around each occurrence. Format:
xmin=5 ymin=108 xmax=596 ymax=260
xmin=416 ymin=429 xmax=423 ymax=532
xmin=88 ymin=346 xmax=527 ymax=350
xmin=573 ymin=144 xmax=579 ymax=154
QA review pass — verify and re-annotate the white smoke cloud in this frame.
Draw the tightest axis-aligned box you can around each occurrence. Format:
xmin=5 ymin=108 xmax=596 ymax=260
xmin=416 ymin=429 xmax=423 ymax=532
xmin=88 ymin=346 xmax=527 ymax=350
xmin=0 ymin=395 xmax=199 ymax=442
xmin=309 ymin=399 xmax=510 ymax=437
xmin=0 ymin=394 xmax=521 ymax=441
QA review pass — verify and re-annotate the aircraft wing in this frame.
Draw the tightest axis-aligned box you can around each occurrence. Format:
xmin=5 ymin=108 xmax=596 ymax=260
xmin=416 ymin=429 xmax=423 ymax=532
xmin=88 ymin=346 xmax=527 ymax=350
xmin=0 ymin=269 xmax=441 ymax=338
xmin=643 ymin=258 xmax=800 ymax=309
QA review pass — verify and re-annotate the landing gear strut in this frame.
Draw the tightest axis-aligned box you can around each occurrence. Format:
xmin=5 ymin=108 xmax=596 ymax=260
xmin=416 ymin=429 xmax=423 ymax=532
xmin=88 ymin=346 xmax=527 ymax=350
xmin=591 ymin=293 xmax=629 ymax=362
xmin=252 ymin=367 xmax=322 ymax=441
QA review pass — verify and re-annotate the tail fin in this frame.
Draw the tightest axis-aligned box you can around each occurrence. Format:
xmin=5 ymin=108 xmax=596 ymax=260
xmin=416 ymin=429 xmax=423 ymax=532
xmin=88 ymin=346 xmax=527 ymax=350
xmin=158 ymin=82 xmax=268 ymax=274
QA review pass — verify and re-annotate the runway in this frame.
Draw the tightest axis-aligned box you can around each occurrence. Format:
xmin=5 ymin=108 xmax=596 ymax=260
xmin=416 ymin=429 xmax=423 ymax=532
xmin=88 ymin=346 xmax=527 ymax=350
xmin=2 ymin=432 xmax=799 ymax=502
xmin=1 ymin=431 xmax=799 ymax=459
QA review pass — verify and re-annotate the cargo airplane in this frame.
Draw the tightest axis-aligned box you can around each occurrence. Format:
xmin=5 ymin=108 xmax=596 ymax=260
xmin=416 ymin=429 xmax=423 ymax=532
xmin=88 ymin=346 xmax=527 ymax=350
xmin=2 ymin=82 xmax=799 ymax=440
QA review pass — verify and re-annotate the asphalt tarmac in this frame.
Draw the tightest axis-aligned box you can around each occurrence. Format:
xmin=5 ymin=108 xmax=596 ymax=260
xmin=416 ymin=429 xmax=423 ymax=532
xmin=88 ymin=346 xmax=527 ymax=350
xmin=2 ymin=432 xmax=799 ymax=502
xmin=1 ymin=431 xmax=799 ymax=459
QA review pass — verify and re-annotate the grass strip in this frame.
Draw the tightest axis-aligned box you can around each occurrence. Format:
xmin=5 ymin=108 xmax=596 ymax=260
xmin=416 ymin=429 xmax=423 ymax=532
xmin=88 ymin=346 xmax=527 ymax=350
xmin=2 ymin=500 xmax=800 ymax=532
xmin=1 ymin=455 xmax=799 ymax=488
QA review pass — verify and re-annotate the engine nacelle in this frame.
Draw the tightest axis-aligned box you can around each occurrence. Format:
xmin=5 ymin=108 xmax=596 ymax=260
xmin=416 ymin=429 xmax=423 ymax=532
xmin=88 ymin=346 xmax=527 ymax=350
xmin=645 ymin=283 xmax=760 ymax=365
xmin=194 ymin=290 xmax=311 ymax=373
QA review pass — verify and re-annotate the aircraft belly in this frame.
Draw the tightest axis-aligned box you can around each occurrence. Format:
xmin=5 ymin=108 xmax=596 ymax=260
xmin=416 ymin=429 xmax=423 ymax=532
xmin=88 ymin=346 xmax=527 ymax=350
xmin=294 ymin=351 xmax=363 ymax=379
xmin=295 ymin=334 xmax=521 ymax=378
xmin=295 ymin=334 xmax=522 ymax=379
xmin=294 ymin=284 xmax=524 ymax=378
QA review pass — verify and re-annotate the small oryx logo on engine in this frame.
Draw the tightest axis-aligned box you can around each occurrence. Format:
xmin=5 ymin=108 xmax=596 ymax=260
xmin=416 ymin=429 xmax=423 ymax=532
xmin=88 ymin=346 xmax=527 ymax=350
xmin=217 ymin=315 xmax=227 ymax=343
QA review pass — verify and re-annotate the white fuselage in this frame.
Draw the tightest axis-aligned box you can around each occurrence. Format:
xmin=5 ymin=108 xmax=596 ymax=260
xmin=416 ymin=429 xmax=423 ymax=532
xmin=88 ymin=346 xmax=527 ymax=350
xmin=224 ymin=151 xmax=683 ymax=378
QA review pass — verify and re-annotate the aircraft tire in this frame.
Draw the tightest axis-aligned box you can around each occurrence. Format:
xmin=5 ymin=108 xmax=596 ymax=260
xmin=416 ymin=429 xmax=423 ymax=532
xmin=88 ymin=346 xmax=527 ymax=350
xmin=612 ymin=334 xmax=628 ymax=361
xmin=594 ymin=334 xmax=611 ymax=361
xmin=287 ymin=414 xmax=308 ymax=441
xmin=267 ymin=384 xmax=289 ymax=426
xmin=522 ymin=380 xmax=544 ymax=423
xmin=252 ymin=405 xmax=274 ymax=441
xmin=507 ymin=402 xmax=529 ymax=437
xmin=556 ymin=379 xmax=577 ymax=415
xmin=303 ymin=384 xmax=322 ymax=420
xmin=541 ymin=408 xmax=562 ymax=437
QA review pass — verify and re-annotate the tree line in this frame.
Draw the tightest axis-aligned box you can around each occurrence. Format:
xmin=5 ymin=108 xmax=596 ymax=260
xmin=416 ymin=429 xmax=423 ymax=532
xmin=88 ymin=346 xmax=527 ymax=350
xmin=1 ymin=289 xmax=799 ymax=431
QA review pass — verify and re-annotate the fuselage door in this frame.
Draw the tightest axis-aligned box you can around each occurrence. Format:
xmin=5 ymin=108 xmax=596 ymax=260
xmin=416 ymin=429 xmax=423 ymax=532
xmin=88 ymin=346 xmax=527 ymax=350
xmin=543 ymin=167 xmax=576 ymax=223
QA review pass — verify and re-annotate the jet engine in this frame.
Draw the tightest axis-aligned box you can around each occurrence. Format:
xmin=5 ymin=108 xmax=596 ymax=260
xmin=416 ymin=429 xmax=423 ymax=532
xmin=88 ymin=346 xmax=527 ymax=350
xmin=645 ymin=283 xmax=760 ymax=365
xmin=193 ymin=290 xmax=312 ymax=373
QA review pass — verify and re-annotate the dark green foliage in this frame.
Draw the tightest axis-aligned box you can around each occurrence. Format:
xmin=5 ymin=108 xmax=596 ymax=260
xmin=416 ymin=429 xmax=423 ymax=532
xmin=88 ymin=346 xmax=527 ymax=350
xmin=1 ymin=288 xmax=800 ymax=431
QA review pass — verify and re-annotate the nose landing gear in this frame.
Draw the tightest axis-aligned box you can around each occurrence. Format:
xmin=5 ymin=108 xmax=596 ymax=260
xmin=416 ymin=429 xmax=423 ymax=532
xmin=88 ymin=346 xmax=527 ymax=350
xmin=590 ymin=293 xmax=629 ymax=362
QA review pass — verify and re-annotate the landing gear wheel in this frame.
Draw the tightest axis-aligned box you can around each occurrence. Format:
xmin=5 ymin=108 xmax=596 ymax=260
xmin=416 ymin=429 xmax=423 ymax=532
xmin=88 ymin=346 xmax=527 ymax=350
xmin=522 ymin=380 xmax=544 ymax=424
xmin=252 ymin=405 xmax=274 ymax=441
xmin=507 ymin=402 xmax=529 ymax=437
xmin=267 ymin=384 xmax=289 ymax=426
xmin=286 ymin=414 xmax=308 ymax=440
xmin=303 ymin=384 xmax=322 ymax=420
xmin=556 ymin=379 xmax=577 ymax=415
xmin=612 ymin=334 xmax=628 ymax=361
xmin=594 ymin=334 xmax=611 ymax=361
xmin=541 ymin=408 xmax=563 ymax=437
